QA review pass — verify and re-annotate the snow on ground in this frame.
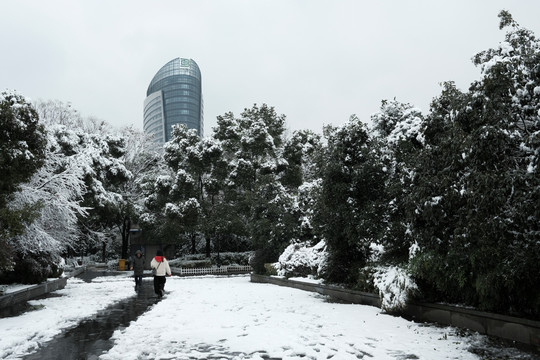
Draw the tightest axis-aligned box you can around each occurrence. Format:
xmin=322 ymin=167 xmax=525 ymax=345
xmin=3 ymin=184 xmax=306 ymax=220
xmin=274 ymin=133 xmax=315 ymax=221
xmin=0 ymin=273 xmax=133 ymax=359
xmin=287 ymin=275 xmax=323 ymax=284
xmin=0 ymin=272 xmax=530 ymax=359
xmin=1 ymin=277 xmax=64 ymax=295
xmin=1 ymin=283 xmax=34 ymax=294
xmin=101 ymin=275 xmax=479 ymax=360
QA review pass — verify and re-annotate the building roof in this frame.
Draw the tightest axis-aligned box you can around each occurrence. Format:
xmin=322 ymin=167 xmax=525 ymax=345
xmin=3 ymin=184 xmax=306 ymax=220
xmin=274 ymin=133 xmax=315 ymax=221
xmin=147 ymin=58 xmax=201 ymax=96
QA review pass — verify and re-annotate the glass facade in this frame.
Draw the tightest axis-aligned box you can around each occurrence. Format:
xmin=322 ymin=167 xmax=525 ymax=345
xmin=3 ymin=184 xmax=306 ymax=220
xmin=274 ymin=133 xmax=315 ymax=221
xmin=144 ymin=58 xmax=204 ymax=144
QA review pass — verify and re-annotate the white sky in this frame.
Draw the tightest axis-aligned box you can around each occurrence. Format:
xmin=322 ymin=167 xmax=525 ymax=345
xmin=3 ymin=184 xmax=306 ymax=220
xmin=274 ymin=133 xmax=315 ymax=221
xmin=2 ymin=0 xmax=540 ymax=135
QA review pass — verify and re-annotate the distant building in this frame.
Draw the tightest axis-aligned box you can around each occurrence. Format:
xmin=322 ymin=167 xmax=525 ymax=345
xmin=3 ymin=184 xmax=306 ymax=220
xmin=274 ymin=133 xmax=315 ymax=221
xmin=143 ymin=58 xmax=204 ymax=145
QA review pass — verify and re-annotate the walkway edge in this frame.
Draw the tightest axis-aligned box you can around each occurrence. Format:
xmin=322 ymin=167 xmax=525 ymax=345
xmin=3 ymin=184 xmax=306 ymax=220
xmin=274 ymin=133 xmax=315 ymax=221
xmin=0 ymin=266 xmax=86 ymax=309
xmin=250 ymin=273 xmax=540 ymax=349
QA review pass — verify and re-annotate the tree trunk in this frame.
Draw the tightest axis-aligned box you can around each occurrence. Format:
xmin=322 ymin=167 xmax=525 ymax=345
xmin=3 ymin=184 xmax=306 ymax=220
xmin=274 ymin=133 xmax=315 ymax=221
xmin=205 ymin=235 xmax=211 ymax=258
xmin=121 ymin=216 xmax=130 ymax=259
xmin=191 ymin=232 xmax=196 ymax=254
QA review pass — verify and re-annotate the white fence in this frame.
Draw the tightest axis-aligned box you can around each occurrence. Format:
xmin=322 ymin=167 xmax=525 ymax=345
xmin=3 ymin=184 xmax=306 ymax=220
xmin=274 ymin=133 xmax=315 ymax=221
xmin=171 ymin=265 xmax=252 ymax=276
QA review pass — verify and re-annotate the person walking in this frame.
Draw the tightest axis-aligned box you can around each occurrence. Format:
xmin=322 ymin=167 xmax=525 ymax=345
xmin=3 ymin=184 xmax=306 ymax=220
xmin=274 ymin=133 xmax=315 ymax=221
xmin=150 ymin=249 xmax=171 ymax=297
xmin=130 ymin=250 xmax=145 ymax=291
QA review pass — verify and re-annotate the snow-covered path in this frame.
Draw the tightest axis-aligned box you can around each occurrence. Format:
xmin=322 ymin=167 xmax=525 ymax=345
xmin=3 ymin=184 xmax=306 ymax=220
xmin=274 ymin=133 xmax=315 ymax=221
xmin=102 ymin=275 xmax=478 ymax=359
xmin=0 ymin=273 xmax=134 ymax=359
xmin=0 ymin=273 xmax=535 ymax=359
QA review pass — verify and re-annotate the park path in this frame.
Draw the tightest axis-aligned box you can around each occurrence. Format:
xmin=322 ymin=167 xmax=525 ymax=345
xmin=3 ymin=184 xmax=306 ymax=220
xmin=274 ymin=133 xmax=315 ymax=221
xmin=22 ymin=268 xmax=162 ymax=360
xmin=2 ymin=269 xmax=537 ymax=360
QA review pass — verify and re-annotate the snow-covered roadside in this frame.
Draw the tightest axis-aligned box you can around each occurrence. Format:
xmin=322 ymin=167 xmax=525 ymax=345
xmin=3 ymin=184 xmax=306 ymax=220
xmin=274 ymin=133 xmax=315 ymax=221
xmin=100 ymin=275 xmax=480 ymax=360
xmin=0 ymin=273 xmax=134 ymax=359
xmin=0 ymin=273 xmax=534 ymax=359
xmin=1 ymin=276 xmax=70 ymax=295
xmin=1 ymin=283 xmax=34 ymax=294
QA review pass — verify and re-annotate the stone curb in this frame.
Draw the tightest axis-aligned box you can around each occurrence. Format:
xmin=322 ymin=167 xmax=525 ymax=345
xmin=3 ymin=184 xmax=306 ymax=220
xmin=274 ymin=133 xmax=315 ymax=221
xmin=0 ymin=266 xmax=86 ymax=309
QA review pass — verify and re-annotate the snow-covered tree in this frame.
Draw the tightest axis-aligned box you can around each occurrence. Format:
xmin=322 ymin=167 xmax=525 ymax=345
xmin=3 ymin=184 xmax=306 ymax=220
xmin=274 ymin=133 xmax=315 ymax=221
xmin=161 ymin=125 xmax=204 ymax=247
xmin=35 ymin=99 xmax=114 ymax=135
xmin=213 ymin=104 xmax=296 ymax=271
xmin=144 ymin=104 xmax=298 ymax=267
xmin=115 ymin=126 xmax=161 ymax=259
xmin=139 ymin=123 xmax=226 ymax=254
xmin=279 ymin=130 xmax=326 ymax=248
xmin=370 ymin=99 xmax=425 ymax=262
xmin=35 ymin=100 xmax=131 ymax=259
xmin=316 ymin=116 xmax=388 ymax=285
xmin=408 ymin=11 xmax=540 ymax=315
xmin=0 ymin=91 xmax=46 ymax=272
xmin=7 ymin=123 xmax=90 ymax=282
xmin=281 ymin=130 xmax=324 ymax=188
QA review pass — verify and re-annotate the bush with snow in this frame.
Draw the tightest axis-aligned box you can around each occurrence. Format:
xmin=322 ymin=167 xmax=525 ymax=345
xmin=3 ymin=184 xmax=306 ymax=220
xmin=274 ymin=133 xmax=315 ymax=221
xmin=372 ymin=265 xmax=418 ymax=313
xmin=273 ymin=240 xmax=327 ymax=278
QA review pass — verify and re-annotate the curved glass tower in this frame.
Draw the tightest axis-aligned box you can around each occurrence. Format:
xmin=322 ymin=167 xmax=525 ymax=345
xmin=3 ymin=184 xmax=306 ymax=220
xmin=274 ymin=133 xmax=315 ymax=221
xmin=144 ymin=58 xmax=204 ymax=144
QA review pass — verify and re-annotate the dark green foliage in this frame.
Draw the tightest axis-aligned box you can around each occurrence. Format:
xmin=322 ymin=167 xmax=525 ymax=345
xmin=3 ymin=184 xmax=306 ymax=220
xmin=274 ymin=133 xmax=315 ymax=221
xmin=405 ymin=13 xmax=540 ymax=316
xmin=0 ymin=92 xmax=46 ymax=271
xmin=213 ymin=105 xmax=296 ymax=260
xmin=142 ymin=104 xmax=298 ymax=261
xmin=312 ymin=11 xmax=539 ymax=318
xmin=0 ymin=92 xmax=46 ymax=201
xmin=317 ymin=118 xmax=388 ymax=285
xmin=371 ymin=100 xmax=425 ymax=263
xmin=0 ymin=251 xmax=62 ymax=284
xmin=250 ymin=247 xmax=276 ymax=275
xmin=0 ymin=203 xmax=42 ymax=273
xmin=281 ymin=129 xmax=324 ymax=189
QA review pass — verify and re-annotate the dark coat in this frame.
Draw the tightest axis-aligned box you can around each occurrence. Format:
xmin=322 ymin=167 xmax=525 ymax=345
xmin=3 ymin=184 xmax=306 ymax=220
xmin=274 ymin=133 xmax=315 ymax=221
xmin=131 ymin=253 xmax=145 ymax=276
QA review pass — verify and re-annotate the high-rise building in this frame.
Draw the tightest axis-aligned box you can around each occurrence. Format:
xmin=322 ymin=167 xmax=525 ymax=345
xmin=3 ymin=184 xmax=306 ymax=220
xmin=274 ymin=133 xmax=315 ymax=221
xmin=143 ymin=58 xmax=204 ymax=144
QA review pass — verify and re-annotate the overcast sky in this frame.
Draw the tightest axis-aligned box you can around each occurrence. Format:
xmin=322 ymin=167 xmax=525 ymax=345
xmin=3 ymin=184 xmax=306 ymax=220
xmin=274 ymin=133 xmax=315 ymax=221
xmin=2 ymin=0 xmax=540 ymax=136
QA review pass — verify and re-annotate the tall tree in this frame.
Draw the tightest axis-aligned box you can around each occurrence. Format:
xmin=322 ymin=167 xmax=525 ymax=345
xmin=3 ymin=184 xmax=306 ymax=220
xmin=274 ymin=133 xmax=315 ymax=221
xmin=213 ymin=104 xmax=292 ymax=270
xmin=370 ymin=99 xmax=425 ymax=262
xmin=281 ymin=129 xmax=325 ymax=245
xmin=7 ymin=122 xmax=90 ymax=282
xmin=0 ymin=91 xmax=46 ymax=272
xmin=117 ymin=126 xmax=161 ymax=258
xmin=36 ymin=100 xmax=131 ymax=258
xmin=408 ymin=11 xmax=540 ymax=315
xmin=317 ymin=116 xmax=387 ymax=285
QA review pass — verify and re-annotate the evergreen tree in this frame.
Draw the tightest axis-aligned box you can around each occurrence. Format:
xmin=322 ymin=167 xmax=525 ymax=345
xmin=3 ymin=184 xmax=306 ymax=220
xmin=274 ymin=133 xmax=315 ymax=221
xmin=408 ymin=11 xmax=540 ymax=315
xmin=214 ymin=104 xmax=292 ymax=270
xmin=0 ymin=91 xmax=46 ymax=272
xmin=282 ymin=130 xmax=325 ymax=245
xmin=281 ymin=129 xmax=324 ymax=189
xmin=317 ymin=117 xmax=387 ymax=285
xmin=370 ymin=99 xmax=425 ymax=263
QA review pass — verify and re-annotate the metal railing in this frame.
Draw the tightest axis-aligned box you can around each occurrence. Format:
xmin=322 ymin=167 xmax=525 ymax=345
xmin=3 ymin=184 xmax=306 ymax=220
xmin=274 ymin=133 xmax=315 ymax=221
xmin=171 ymin=265 xmax=252 ymax=276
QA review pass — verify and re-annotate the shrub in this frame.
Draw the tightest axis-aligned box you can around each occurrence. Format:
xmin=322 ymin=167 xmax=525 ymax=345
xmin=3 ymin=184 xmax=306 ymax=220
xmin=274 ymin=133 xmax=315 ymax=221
xmin=372 ymin=265 xmax=418 ymax=313
xmin=273 ymin=240 xmax=327 ymax=278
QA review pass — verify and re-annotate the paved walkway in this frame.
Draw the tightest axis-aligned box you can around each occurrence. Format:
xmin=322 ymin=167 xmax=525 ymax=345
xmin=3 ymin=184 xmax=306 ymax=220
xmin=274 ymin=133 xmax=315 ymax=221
xmin=23 ymin=281 xmax=161 ymax=360
xmin=2 ymin=269 xmax=538 ymax=360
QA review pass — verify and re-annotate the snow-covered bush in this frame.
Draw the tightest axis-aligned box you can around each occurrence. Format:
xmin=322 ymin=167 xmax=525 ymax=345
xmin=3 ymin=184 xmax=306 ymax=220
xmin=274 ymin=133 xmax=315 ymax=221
xmin=372 ymin=265 xmax=418 ymax=313
xmin=273 ymin=240 xmax=327 ymax=278
xmin=369 ymin=242 xmax=385 ymax=262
